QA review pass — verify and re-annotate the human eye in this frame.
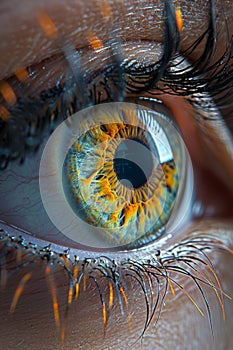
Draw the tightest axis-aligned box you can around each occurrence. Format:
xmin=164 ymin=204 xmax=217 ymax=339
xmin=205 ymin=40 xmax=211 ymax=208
xmin=0 ymin=0 xmax=233 ymax=349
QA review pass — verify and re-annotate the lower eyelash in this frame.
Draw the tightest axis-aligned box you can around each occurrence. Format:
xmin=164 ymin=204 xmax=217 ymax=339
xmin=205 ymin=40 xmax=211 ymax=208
xmin=0 ymin=228 xmax=231 ymax=342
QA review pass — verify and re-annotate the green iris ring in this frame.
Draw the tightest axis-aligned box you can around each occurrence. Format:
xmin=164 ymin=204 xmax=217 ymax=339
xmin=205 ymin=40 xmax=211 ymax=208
xmin=63 ymin=121 xmax=179 ymax=247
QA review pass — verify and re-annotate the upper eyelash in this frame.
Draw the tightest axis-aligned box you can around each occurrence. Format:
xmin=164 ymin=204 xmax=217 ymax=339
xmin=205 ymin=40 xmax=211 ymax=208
xmin=0 ymin=0 xmax=232 ymax=169
xmin=0 ymin=227 xmax=231 ymax=342
xmin=125 ymin=0 xmax=233 ymax=106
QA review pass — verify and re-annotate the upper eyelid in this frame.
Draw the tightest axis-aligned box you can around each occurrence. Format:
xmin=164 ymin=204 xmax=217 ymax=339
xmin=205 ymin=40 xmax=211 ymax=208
xmin=1 ymin=2 xmax=233 ymax=172
xmin=0 ymin=0 xmax=233 ymax=241
xmin=0 ymin=0 xmax=228 ymax=80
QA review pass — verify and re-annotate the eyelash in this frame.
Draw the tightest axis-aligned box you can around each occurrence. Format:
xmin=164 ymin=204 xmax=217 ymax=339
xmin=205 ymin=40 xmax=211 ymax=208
xmin=0 ymin=229 xmax=231 ymax=341
xmin=1 ymin=2 xmax=232 ymax=169
xmin=0 ymin=0 xmax=232 ymax=343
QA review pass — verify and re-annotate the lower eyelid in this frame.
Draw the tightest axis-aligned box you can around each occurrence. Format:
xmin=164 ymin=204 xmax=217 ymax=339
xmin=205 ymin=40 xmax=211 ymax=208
xmin=1 ymin=214 xmax=232 ymax=264
xmin=0 ymin=220 xmax=232 ymax=348
xmin=0 ymin=5 xmax=233 ymax=350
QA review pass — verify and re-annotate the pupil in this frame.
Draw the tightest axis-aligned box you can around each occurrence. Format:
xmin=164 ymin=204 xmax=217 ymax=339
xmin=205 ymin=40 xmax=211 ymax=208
xmin=114 ymin=138 xmax=153 ymax=189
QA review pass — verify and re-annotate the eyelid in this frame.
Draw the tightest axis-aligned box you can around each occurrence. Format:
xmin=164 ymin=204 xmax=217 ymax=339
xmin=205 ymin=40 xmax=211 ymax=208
xmin=1 ymin=5 xmax=233 ymax=348
xmin=1 ymin=0 xmax=229 ymax=80
xmin=0 ymin=2 xmax=163 ymax=80
xmin=4 ymin=41 xmax=165 ymax=92
xmin=1 ymin=42 xmax=232 ymax=202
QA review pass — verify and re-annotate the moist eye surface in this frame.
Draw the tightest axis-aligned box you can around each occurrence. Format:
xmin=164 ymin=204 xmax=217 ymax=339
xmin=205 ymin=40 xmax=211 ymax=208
xmin=40 ymin=101 xmax=193 ymax=250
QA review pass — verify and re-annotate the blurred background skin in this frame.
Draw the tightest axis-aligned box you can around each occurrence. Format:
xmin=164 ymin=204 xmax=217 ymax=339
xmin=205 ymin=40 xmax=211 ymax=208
xmin=0 ymin=1 xmax=233 ymax=349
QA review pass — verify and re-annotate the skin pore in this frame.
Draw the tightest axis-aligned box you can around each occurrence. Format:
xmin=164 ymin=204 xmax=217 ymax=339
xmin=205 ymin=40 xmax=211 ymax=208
xmin=0 ymin=1 xmax=233 ymax=349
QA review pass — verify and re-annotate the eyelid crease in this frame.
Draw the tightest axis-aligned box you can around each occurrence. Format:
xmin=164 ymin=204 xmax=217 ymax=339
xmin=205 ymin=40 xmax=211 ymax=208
xmin=150 ymin=90 xmax=233 ymax=195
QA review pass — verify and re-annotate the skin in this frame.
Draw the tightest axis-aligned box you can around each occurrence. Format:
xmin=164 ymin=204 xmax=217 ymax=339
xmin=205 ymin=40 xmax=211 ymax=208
xmin=0 ymin=0 xmax=233 ymax=349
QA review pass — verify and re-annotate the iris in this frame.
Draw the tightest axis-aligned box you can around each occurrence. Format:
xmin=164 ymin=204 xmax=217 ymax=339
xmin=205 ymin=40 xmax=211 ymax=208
xmin=60 ymin=102 xmax=188 ymax=249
